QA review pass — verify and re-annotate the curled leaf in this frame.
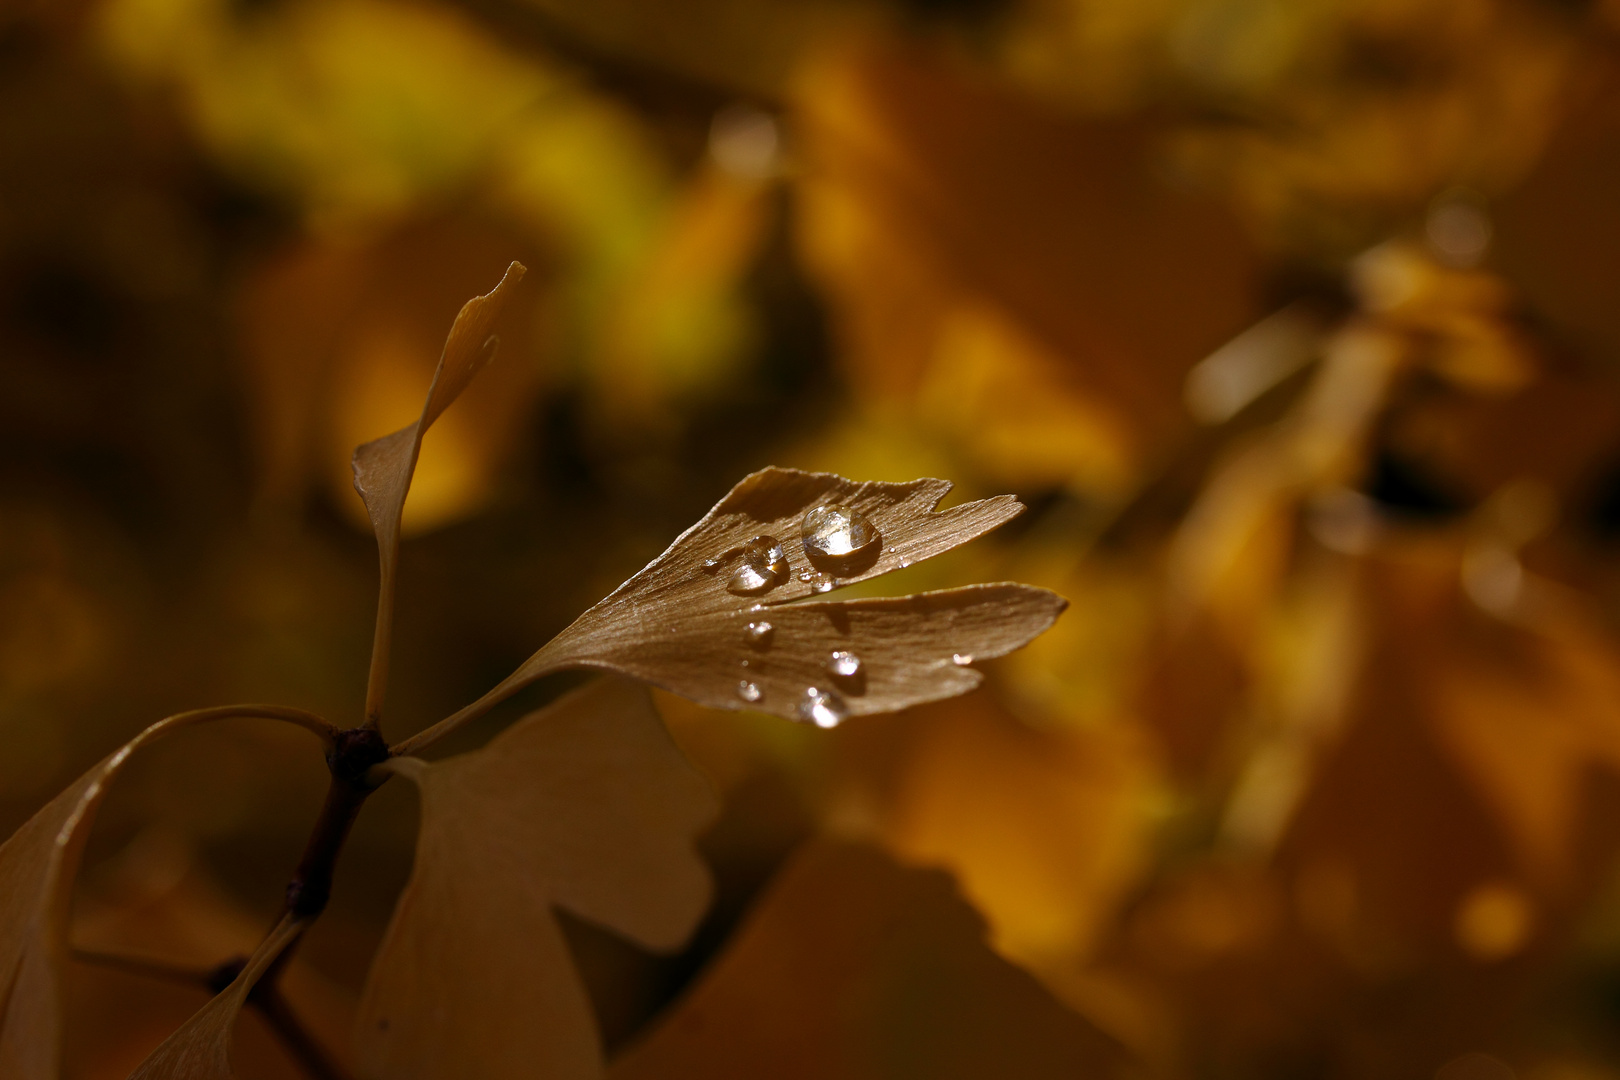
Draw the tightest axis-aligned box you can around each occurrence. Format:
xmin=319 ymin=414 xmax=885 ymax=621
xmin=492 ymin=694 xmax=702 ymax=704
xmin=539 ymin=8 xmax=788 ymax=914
xmin=400 ymin=468 xmax=1057 ymax=749
xmin=352 ymin=260 xmax=526 ymax=722
xmin=125 ymin=915 xmax=305 ymax=1080
xmin=355 ymin=677 xmax=716 ymax=1080
xmin=0 ymin=704 xmax=326 ymax=1079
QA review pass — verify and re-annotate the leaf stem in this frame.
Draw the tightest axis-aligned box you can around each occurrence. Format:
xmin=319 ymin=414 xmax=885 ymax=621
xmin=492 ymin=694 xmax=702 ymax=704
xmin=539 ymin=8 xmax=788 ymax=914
xmin=363 ymin=561 xmax=400 ymax=732
xmin=390 ymin=647 xmax=569 ymax=757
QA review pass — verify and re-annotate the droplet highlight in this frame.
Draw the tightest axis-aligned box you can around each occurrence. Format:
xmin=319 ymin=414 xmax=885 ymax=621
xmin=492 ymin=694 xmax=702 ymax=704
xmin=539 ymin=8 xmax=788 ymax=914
xmin=727 ymin=535 xmax=789 ymax=595
xmin=745 ymin=620 xmax=774 ymax=647
xmin=951 ymin=653 xmax=974 ymax=666
xmin=798 ymin=686 xmax=847 ymax=729
xmin=828 ymin=650 xmax=862 ymax=678
xmin=802 ymin=504 xmax=879 ymax=564
xmin=737 ymin=680 xmax=762 ymax=703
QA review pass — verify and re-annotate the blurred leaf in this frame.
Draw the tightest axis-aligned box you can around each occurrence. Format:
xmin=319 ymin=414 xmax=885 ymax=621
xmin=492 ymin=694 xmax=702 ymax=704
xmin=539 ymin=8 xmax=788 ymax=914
xmin=125 ymin=915 xmax=304 ymax=1080
xmin=610 ymin=840 xmax=1131 ymax=1079
xmin=355 ymin=677 xmax=716 ymax=1080
xmin=402 ymin=468 xmax=1062 ymax=744
xmin=1495 ymin=54 xmax=1620 ymax=367
xmin=98 ymin=0 xmax=553 ymax=226
xmin=795 ymin=43 xmax=1260 ymax=464
xmin=882 ymin=693 xmax=1156 ymax=969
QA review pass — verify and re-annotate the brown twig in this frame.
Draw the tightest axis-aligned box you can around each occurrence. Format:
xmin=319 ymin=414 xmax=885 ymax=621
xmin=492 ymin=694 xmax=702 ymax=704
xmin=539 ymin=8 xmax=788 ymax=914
xmin=70 ymin=947 xmax=216 ymax=989
xmin=250 ymin=981 xmax=357 ymax=1080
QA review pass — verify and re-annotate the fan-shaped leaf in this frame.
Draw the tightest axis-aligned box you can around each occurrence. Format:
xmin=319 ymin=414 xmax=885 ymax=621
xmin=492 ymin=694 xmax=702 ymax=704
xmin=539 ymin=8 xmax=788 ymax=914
xmin=354 ymin=677 xmax=716 ymax=1080
xmin=399 ymin=468 xmax=1061 ymax=750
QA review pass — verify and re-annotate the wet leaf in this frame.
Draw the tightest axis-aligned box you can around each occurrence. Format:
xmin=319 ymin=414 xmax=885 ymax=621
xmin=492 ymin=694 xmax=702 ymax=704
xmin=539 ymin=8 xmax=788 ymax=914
xmin=124 ymin=915 xmax=304 ymax=1080
xmin=610 ymin=840 xmax=1131 ymax=1080
xmin=354 ymin=677 xmax=716 ymax=1080
xmin=403 ymin=468 xmax=1060 ymax=745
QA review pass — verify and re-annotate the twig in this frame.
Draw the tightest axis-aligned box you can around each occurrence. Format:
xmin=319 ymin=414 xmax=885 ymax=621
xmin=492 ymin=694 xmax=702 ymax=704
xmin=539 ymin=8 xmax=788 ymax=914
xmin=70 ymin=947 xmax=215 ymax=989
xmin=250 ymin=982 xmax=357 ymax=1080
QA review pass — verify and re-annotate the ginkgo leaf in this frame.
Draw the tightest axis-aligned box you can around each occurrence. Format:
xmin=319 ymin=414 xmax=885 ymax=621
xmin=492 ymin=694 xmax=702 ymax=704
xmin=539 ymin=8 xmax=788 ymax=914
xmin=0 ymin=705 xmax=326 ymax=1079
xmin=124 ymin=915 xmax=305 ymax=1080
xmin=397 ymin=468 xmax=1060 ymax=750
xmin=354 ymin=677 xmax=716 ymax=1080
xmin=610 ymin=840 xmax=1131 ymax=1080
xmin=351 ymin=259 xmax=525 ymax=723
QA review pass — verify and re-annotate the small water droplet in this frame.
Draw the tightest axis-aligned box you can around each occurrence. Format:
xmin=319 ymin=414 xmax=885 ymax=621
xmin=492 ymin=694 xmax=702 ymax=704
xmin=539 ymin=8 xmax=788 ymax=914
xmin=745 ymin=620 xmax=774 ymax=647
xmin=701 ymin=558 xmax=722 ymax=572
xmin=740 ymin=658 xmax=750 ymax=667
xmin=898 ymin=558 xmax=912 ymax=569
xmin=737 ymin=680 xmax=762 ymax=703
xmin=798 ymin=686 xmax=847 ymax=729
xmin=802 ymin=504 xmax=879 ymax=564
xmin=828 ymin=650 xmax=863 ymax=678
xmin=951 ymin=653 xmax=974 ymax=666
xmin=727 ymin=535 xmax=789 ymax=595
xmin=808 ymin=573 xmax=836 ymax=594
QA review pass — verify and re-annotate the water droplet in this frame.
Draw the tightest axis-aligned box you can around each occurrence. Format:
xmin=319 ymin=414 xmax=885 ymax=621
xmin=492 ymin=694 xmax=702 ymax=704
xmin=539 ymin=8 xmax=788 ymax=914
xmin=737 ymin=680 xmax=762 ymax=703
xmin=727 ymin=535 xmax=789 ymax=595
xmin=701 ymin=558 xmax=722 ymax=572
xmin=745 ymin=620 xmax=774 ymax=647
xmin=951 ymin=653 xmax=974 ymax=666
xmin=798 ymin=686 xmax=847 ymax=729
xmin=808 ymin=573 xmax=836 ymax=594
xmin=802 ymin=504 xmax=879 ymax=564
xmin=828 ymin=650 xmax=862 ymax=678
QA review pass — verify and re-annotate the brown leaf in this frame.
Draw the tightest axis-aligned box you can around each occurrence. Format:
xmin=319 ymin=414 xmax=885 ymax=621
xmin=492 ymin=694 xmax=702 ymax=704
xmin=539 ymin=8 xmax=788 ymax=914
xmin=352 ymin=260 xmax=526 ymax=722
xmin=397 ymin=468 xmax=1060 ymax=749
xmin=124 ymin=915 xmax=305 ymax=1080
xmin=0 ymin=706 xmax=327 ymax=1079
xmin=609 ymin=840 xmax=1131 ymax=1080
xmin=354 ymin=677 xmax=716 ymax=1080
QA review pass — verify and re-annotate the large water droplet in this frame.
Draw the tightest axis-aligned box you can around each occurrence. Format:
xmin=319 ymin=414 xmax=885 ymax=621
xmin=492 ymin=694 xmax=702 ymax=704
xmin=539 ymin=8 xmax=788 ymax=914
xmin=802 ymin=504 xmax=878 ymax=564
xmin=828 ymin=650 xmax=862 ymax=678
xmin=745 ymin=620 xmax=774 ymax=647
xmin=798 ymin=686 xmax=847 ymax=729
xmin=727 ymin=535 xmax=789 ymax=595
xmin=737 ymin=680 xmax=762 ymax=703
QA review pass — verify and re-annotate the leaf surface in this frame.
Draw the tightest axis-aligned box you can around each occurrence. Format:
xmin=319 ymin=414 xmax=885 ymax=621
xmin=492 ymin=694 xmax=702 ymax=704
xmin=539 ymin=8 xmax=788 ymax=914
xmin=401 ymin=468 xmax=1061 ymax=748
xmin=354 ymin=677 xmax=717 ymax=1080
xmin=0 ymin=716 xmax=197 ymax=1079
xmin=124 ymin=915 xmax=305 ymax=1080
xmin=352 ymin=260 xmax=525 ymax=720
xmin=0 ymin=704 xmax=327 ymax=1079
xmin=610 ymin=840 xmax=1131 ymax=1080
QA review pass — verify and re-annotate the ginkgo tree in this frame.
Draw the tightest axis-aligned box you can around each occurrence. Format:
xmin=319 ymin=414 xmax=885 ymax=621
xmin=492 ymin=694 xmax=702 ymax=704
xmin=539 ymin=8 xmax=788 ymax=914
xmin=0 ymin=264 xmax=1067 ymax=1079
